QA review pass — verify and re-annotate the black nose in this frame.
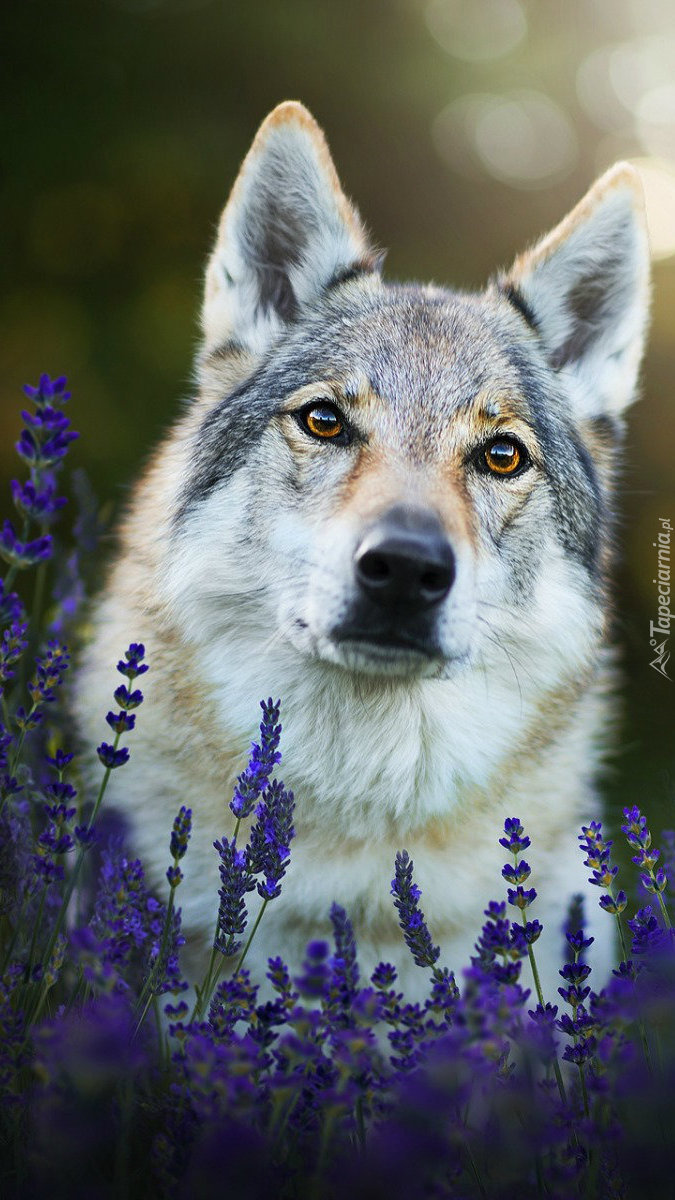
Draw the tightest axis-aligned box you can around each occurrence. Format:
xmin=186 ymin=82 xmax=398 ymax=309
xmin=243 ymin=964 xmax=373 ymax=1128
xmin=354 ymin=505 xmax=455 ymax=611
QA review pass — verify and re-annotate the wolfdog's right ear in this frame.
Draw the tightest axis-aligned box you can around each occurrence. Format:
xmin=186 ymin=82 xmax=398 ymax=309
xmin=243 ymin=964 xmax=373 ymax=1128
xmin=201 ymin=102 xmax=379 ymax=355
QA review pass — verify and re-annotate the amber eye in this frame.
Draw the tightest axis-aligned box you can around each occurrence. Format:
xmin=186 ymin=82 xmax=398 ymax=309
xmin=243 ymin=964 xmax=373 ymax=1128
xmin=483 ymin=438 xmax=525 ymax=476
xmin=300 ymin=402 xmax=345 ymax=441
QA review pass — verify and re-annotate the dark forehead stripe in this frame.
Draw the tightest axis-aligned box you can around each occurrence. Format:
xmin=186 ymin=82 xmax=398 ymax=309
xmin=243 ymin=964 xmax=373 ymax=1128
xmin=174 ymin=355 xmax=311 ymax=527
xmin=174 ymin=288 xmax=400 ymax=526
xmin=177 ymin=285 xmax=606 ymax=578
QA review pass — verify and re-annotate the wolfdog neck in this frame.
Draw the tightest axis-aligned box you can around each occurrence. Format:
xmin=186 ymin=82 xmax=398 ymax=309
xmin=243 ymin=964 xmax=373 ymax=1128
xmin=192 ymin=613 xmax=606 ymax=842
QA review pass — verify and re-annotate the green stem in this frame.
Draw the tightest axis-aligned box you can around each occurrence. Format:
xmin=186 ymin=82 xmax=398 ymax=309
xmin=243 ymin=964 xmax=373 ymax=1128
xmin=30 ymin=558 xmax=48 ymax=640
xmin=191 ymin=815 xmax=244 ymax=1021
xmin=194 ymin=895 xmax=270 ymax=1023
xmin=65 ymin=967 xmax=86 ymax=1014
xmin=310 ymin=1109 xmax=338 ymax=1199
xmin=355 ymin=1095 xmax=366 ymax=1154
xmin=30 ymin=978 xmax=53 ymax=1028
xmin=578 ymin=1063 xmax=589 ymax=1120
xmin=24 ymin=731 xmax=122 ymax=1025
xmin=134 ymin=887 xmax=177 ymax=1034
xmin=2 ymin=519 xmax=31 ymax=596
xmin=17 ymin=552 xmax=49 ymax=697
xmin=527 ymin=943 xmax=545 ymax=1008
xmin=114 ymin=1075 xmax=133 ymax=1200
xmin=2 ymin=564 xmax=19 ymax=593
xmin=0 ymin=893 xmax=28 ymax=972
xmin=153 ymin=996 xmax=168 ymax=1072
xmin=655 ymin=889 xmax=672 ymax=931
xmin=614 ymin=911 xmax=630 ymax=965
xmin=464 ymin=1141 xmax=488 ymax=1199
xmin=20 ymin=887 xmax=48 ymax=1011
xmin=527 ymin=942 xmax=567 ymax=1107
xmin=234 ymin=897 xmax=268 ymax=974
xmin=8 ymin=702 xmax=38 ymax=778
xmin=0 ymin=703 xmax=39 ymax=816
xmin=87 ymin=733 xmax=121 ymax=835
xmin=191 ymin=930 xmax=221 ymax=1023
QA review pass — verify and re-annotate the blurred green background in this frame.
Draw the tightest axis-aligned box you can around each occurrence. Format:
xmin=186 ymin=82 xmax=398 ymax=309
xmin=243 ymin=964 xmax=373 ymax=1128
xmin=2 ymin=0 xmax=674 ymax=834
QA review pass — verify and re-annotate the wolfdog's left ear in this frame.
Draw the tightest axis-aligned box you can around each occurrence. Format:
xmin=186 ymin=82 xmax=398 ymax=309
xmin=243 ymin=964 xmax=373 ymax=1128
xmin=201 ymin=101 xmax=379 ymax=355
xmin=501 ymin=163 xmax=650 ymax=417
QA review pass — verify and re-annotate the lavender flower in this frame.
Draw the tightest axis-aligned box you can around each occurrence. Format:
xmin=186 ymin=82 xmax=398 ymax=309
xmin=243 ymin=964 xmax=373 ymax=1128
xmin=0 ymin=580 xmax=23 ymax=628
xmin=209 ymin=969 xmax=258 ymax=1039
xmin=93 ymin=850 xmax=155 ymax=968
xmin=15 ymin=399 xmax=78 ymax=468
xmin=230 ymin=697 xmax=281 ymax=820
xmin=246 ymin=778 xmax=295 ymax=900
xmin=1 ymin=375 xmax=78 ymax=592
xmin=213 ymin=837 xmax=251 ymax=957
xmin=96 ymin=643 xmax=146 ymax=773
xmin=46 ymin=748 xmax=74 ymax=775
xmin=116 ymin=643 xmax=148 ymax=679
xmin=48 ymin=469 xmax=102 ymax=637
xmin=472 ymin=903 xmax=526 ymax=987
xmin=28 ymin=640 xmax=70 ymax=706
xmin=114 ymin=684 xmax=144 ymax=710
xmin=165 ymin=807 xmax=192 ymax=893
xmin=0 ymin=621 xmax=28 ymax=687
xmin=105 ymin=709 xmax=136 ymax=734
xmin=527 ymin=1001 xmax=559 ymax=1059
xmin=627 ymin=905 xmax=667 ymax=956
xmin=391 ymin=851 xmax=440 ymax=970
xmin=96 ymin=743 xmax=130 ymax=770
xmin=371 ymin=962 xmax=398 ymax=990
xmin=22 ymin=373 xmax=71 ymax=405
xmin=579 ymin=820 xmax=627 ymax=916
xmin=499 ymin=816 xmax=531 ymax=855
xmin=0 ymin=521 xmax=52 ymax=571
xmin=328 ymin=902 xmax=360 ymax=1008
xmin=563 ymin=893 xmax=594 ymax=959
xmin=622 ymin=807 xmax=670 ymax=924
xmin=11 ymin=477 xmax=66 ymax=524
xmin=267 ymin=955 xmax=296 ymax=1007
xmin=169 ymin=805 xmax=192 ymax=866
xmin=296 ymin=939 xmax=331 ymax=999
xmin=94 ymin=847 xmax=186 ymax=1004
xmin=48 ymin=550 xmax=85 ymax=636
xmin=557 ymin=960 xmax=592 ymax=1008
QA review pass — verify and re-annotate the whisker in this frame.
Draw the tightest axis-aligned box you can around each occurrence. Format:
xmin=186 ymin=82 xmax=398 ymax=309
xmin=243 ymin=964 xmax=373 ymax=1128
xmin=476 ymin=618 xmax=528 ymax=711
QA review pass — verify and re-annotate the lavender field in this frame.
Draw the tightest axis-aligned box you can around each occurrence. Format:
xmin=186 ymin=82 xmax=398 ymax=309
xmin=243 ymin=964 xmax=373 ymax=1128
xmin=0 ymin=375 xmax=673 ymax=1198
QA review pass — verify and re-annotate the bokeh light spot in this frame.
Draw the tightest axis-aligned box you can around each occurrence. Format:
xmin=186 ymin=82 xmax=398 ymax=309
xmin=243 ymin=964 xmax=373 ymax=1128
xmin=435 ymin=91 xmax=577 ymax=189
xmin=425 ymin=0 xmax=526 ymax=63
xmin=631 ymin=157 xmax=675 ymax=261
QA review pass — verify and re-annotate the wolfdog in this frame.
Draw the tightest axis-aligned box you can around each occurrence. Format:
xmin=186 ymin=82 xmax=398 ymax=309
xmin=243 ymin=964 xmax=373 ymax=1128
xmin=75 ymin=101 xmax=650 ymax=998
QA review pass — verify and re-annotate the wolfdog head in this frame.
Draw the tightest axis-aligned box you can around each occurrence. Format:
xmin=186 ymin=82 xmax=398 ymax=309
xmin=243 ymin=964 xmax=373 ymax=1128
xmin=165 ymin=102 xmax=649 ymax=719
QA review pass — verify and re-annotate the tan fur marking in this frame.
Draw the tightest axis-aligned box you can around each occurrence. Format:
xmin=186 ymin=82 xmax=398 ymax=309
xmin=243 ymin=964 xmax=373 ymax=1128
xmin=75 ymin=113 xmax=650 ymax=1005
xmin=215 ymin=101 xmax=371 ymax=264
xmin=511 ymin=162 xmax=646 ymax=278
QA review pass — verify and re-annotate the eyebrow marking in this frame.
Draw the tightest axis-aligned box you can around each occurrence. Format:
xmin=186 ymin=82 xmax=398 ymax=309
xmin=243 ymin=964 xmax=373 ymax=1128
xmin=499 ymin=281 xmax=540 ymax=332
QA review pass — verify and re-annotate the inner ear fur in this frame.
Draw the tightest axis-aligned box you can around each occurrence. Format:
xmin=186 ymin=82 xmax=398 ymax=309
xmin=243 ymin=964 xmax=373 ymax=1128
xmin=499 ymin=163 xmax=651 ymax=417
xmin=201 ymin=101 xmax=379 ymax=356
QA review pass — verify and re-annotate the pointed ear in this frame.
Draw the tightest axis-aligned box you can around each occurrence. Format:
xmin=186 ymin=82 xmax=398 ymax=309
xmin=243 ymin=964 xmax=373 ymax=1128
xmin=201 ymin=101 xmax=380 ymax=355
xmin=499 ymin=163 xmax=651 ymax=418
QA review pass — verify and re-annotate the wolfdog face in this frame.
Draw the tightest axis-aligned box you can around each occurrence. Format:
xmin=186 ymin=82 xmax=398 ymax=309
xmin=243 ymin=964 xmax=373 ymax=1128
xmin=164 ymin=103 xmax=649 ymax=706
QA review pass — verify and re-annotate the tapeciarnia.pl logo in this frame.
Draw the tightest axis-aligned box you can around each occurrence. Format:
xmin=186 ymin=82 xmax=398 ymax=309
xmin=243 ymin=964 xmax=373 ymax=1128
xmin=649 ymin=517 xmax=672 ymax=680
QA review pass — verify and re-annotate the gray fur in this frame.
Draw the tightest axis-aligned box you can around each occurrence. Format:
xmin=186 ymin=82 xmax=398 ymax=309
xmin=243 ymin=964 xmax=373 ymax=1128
xmin=179 ymin=282 xmax=605 ymax=578
xmin=75 ymin=108 xmax=651 ymax=1005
